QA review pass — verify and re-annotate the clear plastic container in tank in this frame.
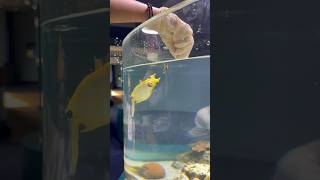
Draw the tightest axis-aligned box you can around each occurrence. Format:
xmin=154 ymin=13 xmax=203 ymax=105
xmin=40 ymin=1 xmax=109 ymax=179
xmin=122 ymin=0 xmax=210 ymax=179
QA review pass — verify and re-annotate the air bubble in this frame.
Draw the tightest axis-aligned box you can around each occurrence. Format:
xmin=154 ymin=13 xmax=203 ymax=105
xmin=118 ymin=76 xmax=123 ymax=83
xmin=196 ymin=25 xmax=202 ymax=33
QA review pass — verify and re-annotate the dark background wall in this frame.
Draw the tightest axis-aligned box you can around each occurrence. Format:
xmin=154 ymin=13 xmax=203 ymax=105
xmin=214 ymin=0 xmax=320 ymax=160
xmin=7 ymin=12 xmax=38 ymax=83
xmin=213 ymin=1 xmax=320 ymax=179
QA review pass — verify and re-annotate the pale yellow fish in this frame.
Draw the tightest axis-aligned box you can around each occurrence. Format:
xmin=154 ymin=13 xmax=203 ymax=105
xmin=65 ymin=63 xmax=109 ymax=175
xmin=130 ymin=74 xmax=160 ymax=116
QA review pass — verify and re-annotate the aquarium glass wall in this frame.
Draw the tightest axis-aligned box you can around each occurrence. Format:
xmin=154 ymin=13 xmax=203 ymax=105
xmin=40 ymin=0 xmax=109 ymax=180
xmin=122 ymin=0 xmax=210 ymax=179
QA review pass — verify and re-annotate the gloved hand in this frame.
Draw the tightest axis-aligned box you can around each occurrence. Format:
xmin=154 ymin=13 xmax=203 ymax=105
xmin=147 ymin=7 xmax=194 ymax=59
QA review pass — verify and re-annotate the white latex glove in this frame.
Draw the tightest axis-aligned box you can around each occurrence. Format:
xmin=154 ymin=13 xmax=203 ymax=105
xmin=147 ymin=7 xmax=194 ymax=59
xmin=273 ymin=140 xmax=320 ymax=180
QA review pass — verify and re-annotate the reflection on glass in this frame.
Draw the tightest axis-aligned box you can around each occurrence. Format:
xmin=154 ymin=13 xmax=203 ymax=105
xmin=41 ymin=8 xmax=108 ymax=180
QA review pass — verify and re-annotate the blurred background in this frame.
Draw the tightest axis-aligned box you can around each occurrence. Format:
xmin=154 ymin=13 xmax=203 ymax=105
xmin=0 ymin=0 xmax=168 ymax=180
xmin=0 ymin=1 xmax=40 ymax=180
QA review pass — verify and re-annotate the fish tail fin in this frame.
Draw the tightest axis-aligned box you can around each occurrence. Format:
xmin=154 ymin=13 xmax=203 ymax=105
xmin=71 ymin=119 xmax=79 ymax=175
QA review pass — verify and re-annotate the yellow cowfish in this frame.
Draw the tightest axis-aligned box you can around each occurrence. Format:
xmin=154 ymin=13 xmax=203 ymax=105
xmin=65 ymin=63 xmax=109 ymax=175
xmin=130 ymin=74 xmax=160 ymax=116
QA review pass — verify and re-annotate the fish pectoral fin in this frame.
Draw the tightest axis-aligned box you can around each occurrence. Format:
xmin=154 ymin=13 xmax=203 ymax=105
xmin=71 ymin=118 xmax=79 ymax=175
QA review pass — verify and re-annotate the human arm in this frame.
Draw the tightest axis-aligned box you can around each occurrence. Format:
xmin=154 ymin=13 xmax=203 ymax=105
xmin=110 ymin=0 xmax=194 ymax=59
xmin=110 ymin=0 xmax=160 ymax=24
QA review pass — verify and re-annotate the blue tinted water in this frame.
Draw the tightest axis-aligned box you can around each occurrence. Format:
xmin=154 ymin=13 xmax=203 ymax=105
xmin=123 ymin=56 xmax=210 ymax=179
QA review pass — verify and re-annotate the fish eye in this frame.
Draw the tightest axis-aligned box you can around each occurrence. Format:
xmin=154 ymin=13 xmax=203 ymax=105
xmin=147 ymin=82 xmax=153 ymax=87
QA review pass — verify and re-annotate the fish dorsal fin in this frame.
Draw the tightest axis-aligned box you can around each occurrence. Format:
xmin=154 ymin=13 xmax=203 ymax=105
xmin=150 ymin=74 xmax=156 ymax=78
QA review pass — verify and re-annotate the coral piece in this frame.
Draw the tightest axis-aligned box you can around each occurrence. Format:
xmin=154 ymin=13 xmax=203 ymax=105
xmin=177 ymin=151 xmax=205 ymax=163
xmin=191 ymin=141 xmax=210 ymax=153
xmin=175 ymin=163 xmax=210 ymax=180
xmin=199 ymin=150 xmax=210 ymax=164
xmin=139 ymin=163 xmax=166 ymax=179
xmin=204 ymin=174 xmax=210 ymax=180
xmin=172 ymin=161 xmax=186 ymax=170
xmin=177 ymin=151 xmax=195 ymax=163
xmin=183 ymin=163 xmax=210 ymax=179
xmin=175 ymin=173 xmax=190 ymax=180
xmin=176 ymin=141 xmax=210 ymax=164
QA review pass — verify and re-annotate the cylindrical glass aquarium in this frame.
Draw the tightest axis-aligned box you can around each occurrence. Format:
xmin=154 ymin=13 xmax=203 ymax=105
xmin=40 ymin=0 xmax=109 ymax=179
xmin=122 ymin=0 xmax=210 ymax=179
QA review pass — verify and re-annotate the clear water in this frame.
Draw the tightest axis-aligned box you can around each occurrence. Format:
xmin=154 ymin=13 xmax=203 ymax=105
xmin=123 ymin=56 xmax=210 ymax=179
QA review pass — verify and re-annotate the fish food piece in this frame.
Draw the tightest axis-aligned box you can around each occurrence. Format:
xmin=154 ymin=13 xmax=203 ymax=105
xmin=139 ymin=163 xmax=166 ymax=179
